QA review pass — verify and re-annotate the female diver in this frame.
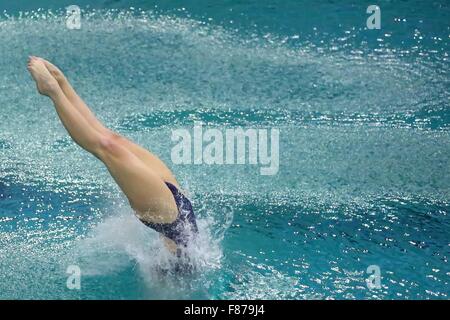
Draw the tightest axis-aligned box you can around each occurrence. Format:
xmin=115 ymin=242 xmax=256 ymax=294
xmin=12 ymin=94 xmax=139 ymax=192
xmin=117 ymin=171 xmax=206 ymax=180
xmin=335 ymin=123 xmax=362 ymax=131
xmin=27 ymin=56 xmax=198 ymax=255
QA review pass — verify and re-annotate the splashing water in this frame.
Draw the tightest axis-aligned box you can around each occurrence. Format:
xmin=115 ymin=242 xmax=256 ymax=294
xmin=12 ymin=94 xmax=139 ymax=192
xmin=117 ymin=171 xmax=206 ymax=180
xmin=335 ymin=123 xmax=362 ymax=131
xmin=0 ymin=2 xmax=449 ymax=299
xmin=71 ymin=209 xmax=225 ymax=298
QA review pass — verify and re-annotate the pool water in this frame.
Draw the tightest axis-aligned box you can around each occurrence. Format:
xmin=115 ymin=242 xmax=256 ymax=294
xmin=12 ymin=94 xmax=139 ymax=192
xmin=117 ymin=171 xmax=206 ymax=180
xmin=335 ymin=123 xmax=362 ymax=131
xmin=0 ymin=1 xmax=449 ymax=299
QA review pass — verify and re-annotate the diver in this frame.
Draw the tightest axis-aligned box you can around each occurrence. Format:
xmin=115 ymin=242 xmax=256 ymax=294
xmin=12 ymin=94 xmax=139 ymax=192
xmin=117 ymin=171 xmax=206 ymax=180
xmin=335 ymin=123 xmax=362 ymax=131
xmin=27 ymin=56 xmax=198 ymax=256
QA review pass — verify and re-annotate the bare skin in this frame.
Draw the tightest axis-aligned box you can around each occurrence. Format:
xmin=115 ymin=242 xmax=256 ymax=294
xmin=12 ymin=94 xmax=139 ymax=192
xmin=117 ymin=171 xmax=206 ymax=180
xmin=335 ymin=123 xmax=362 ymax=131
xmin=27 ymin=56 xmax=180 ymax=251
xmin=41 ymin=58 xmax=180 ymax=187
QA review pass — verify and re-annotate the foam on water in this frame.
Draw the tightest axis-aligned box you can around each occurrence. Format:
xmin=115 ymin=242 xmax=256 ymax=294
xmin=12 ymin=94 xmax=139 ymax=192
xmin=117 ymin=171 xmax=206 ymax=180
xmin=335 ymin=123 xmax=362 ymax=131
xmin=69 ymin=207 xmax=227 ymax=298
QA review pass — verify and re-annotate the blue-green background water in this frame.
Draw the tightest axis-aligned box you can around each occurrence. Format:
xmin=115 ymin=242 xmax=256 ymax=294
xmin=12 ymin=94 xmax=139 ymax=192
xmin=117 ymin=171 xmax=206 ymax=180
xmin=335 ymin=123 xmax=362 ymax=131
xmin=0 ymin=1 xmax=449 ymax=299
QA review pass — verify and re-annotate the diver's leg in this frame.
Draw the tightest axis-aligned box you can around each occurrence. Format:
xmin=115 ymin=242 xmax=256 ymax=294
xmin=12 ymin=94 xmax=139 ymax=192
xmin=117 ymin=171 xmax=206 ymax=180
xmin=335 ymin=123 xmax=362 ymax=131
xmin=28 ymin=57 xmax=102 ymax=154
xmin=28 ymin=57 xmax=179 ymax=223
xmin=39 ymin=57 xmax=109 ymax=135
xmin=39 ymin=57 xmax=179 ymax=186
xmin=95 ymin=136 xmax=179 ymax=223
xmin=102 ymin=133 xmax=179 ymax=187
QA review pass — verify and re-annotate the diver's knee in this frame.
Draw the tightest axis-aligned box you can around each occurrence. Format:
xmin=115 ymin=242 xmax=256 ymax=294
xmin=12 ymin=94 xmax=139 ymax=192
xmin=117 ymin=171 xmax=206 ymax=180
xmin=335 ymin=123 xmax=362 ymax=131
xmin=97 ymin=134 xmax=122 ymax=157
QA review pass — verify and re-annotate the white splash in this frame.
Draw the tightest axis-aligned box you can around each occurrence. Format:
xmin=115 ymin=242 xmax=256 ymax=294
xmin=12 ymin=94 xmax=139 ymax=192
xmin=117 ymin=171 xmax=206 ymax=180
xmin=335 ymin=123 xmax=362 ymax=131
xmin=71 ymin=206 xmax=229 ymax=285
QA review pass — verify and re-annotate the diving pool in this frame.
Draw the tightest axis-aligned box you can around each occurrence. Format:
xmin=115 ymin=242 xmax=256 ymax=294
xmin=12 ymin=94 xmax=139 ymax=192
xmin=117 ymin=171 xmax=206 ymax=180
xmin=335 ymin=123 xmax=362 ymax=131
xmin=0 ymin=0 xmax=449 ymax=299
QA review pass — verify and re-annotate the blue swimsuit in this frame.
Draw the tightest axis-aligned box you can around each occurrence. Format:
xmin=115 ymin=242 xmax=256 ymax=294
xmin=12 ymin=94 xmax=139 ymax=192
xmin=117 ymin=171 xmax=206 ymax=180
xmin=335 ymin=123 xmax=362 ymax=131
xmin=140 ymin=182 xmax=198 ymax=247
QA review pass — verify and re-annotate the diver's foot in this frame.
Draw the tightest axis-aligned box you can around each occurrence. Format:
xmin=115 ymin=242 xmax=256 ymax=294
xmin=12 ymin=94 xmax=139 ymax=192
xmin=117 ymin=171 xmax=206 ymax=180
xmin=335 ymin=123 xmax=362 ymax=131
xmin=27 ymin=56 xmax=60 ymax=97
xmin=38 ymin=57 xmax=67 ymax=85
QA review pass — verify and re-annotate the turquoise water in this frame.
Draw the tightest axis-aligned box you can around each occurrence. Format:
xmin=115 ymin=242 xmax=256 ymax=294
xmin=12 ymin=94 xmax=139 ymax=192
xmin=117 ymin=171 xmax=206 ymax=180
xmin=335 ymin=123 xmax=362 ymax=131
xmin=0 ymin=1 xmax=449 ymax=299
